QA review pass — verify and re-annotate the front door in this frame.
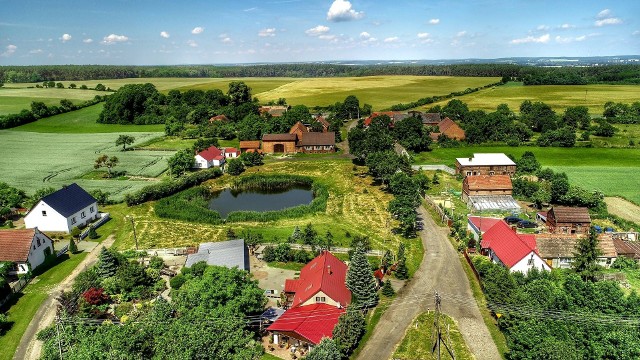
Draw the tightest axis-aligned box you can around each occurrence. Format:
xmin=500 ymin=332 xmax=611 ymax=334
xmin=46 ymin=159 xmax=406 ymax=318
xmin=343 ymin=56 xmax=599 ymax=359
xmin=274 ymin=143 xmax=285 ymax=153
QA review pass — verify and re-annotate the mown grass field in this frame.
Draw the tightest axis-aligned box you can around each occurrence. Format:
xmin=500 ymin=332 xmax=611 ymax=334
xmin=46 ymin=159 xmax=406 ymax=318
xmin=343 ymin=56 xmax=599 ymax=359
xmin=392 ymin=311 xmax=474 ymax=360
xmin=0 ymin=252 xmax=87 ymax=360
xmin=0 ymin=86 xmax=105 ymax=115
xmin=425 ymin=82 xmax=640 ymax=114
xmin=0 ymin=130 xmax=168 ymax=200
xmin=105 ymin=158 xmax=423 ymax=275
xmin=414 ymin=146 xmax=640 ymax=203
xmin=9 ymin=103 xmax=164 ymax=133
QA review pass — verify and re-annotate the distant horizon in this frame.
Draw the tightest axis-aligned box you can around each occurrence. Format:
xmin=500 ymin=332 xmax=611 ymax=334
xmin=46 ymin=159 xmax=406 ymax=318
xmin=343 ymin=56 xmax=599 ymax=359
xmin=1 ymin=1 xmax=638 ymax=66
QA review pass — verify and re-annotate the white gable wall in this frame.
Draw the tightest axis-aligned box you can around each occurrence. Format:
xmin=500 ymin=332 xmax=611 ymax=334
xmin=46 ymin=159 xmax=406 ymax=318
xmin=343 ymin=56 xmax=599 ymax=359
xmin=510 ymin=251 xmax=551 ymax=273
xmin=26 ymin=230 xmax=54 ymax=272
xmin=24 ymin=200 xmax=98 ymax=233
xmin=194 ymin=155 xmax=211 ymax=168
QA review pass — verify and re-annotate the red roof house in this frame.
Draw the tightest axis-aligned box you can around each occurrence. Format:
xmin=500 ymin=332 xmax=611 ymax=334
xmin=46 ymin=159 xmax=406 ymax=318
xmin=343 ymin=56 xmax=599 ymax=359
xmin=194 ymin=146 xmax=225 ymax=168
xmin=467 ymin=216 xmax=505 ymax=241
xmin=480 ymin=221 xmax=550 ymax=273
xmin=0 ymin=228 xmax=54 ymax=274
xmin=223 ymin=147 xmax=240 ymax=159
xmin=266 ymin=303 xmax=345 ymax=345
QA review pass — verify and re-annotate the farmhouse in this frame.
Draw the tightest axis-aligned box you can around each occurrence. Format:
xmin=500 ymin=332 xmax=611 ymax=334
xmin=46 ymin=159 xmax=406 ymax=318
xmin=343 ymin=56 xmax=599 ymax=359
xmin=613 ymin=237 xmax=640 ymax=261
xmin=24 ymin=183 xmax=98 ymax=233
xmin=262 ymin=122 xmax=335 ymax=154
xmin=314 ymin=115 xmax=330 ymax=132
xmin=259 ymin=105 xmax=289 ymax=117
xmin=462 ymin=175 xmax=520 ymax=211
xmin=429 ymin=117 xmax=466 ymax=141
xmin=467 ymin=216 xmax=506 ymax=242
xmin=262 ymin=133 xmax=298 ymax=154
xmin=268 ymin=251 xmax=350 ymax=350
xmin=184 ymin=239 xmax=250 ymax=272
xmin=224 ymin=147 xmax=240 ymax=159
xmin=480 ymin=221 xmax=550 ymax=273
xmin=536 ymin=234 xmax=617 ymax=268
xmin=239 ymin=140 xmax=261 ymax=153
xmin=0 ymin=228 xmax=54 ymax=274
xmin=408 ymin=111 xmax=441 ymax=126
xmin=455 ymin=153 xmax=517 ymax=176
xmin=363 ymin=111 xmax=409 ymax=127
xmin=546 ymin=206 xmax=591 ymax=235
xmin=194 ymin=146 xmax=225 ymax=168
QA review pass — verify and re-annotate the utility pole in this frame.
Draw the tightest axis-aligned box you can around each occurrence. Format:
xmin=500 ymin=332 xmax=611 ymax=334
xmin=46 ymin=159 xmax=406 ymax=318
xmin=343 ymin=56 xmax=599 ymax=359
xmin=432 ymin=291 xmax=455 ymax=360
xmin=128 ymin=216 xmax=138 ymax=250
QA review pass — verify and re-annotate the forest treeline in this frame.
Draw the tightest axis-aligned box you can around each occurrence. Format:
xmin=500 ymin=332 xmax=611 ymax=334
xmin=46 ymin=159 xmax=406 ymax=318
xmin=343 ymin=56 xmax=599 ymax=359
xmin=1 ymin=63 xmax=639 ymax=84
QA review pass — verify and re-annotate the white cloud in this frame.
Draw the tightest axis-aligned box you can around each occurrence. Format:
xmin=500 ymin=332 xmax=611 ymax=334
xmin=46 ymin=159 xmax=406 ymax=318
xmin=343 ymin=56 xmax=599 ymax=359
xmin=456 ymin=31 xmax=467 ymax=37
xmin=537 ymin=25 xmax=550 ymax=31
xmin=384 ymin=36 xmax=399 ymax=43
xmin=306 ymin=25 xmax=330 ymax=36
xmin=327 ymin=0 xmax=363 ymax=22
xmin=428 ymin=18 xmax=440 ymax=25
xmin=417 ymin=32 xmax=433 ymax=44
xmin=560 ymin=23 xmax=574 ymax=29
xmin=187 ymin=40 xmax=198 ymax=47
xmin=595 ymin=18 xmax=622 ymax=27
xmin=633 ymin=30 xmax=640 ymax=36
xmin=417 ymin=32 xmax=430 ymax=39
xmin=360 ymin=31 xmax=371 ymax=39
xmin=102 ymin=34 xmax=129 ymax=44
xmin=244 ymin=7 xmax=257 ymax=12
xmin=29 ymin=49 xmax=43 ymax=54
xmin=83 ymin=38 xmax=93 ymax=43
xmin=259 ymin=28 xmax=276 ymax=37
xmin=1 ymin=44 xmax=17 ymax=57
xmin=510 ymin=33 xmax=550 ymax=44
xmin=160 ymin=31 xmax=170 ymax=38
xmin=319 ymin=34 xmax=336 ymax=41
xmin=61 ymin=33 xmax=72 ymax=42
xmin=222 ymin=37 xmax=232 ymax=43
xmin=191 ymin=27 xmax=204 ymax=34
xmin=575 ymin=35 xmax=587 ymax=41
xmin=595 ymin=9 xmax=622 ymax=27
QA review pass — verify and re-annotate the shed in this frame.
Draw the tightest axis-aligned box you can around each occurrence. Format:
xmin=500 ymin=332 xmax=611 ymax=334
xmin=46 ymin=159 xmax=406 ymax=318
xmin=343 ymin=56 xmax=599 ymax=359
xmin=184 ymin=239 xmax=250 ymax=272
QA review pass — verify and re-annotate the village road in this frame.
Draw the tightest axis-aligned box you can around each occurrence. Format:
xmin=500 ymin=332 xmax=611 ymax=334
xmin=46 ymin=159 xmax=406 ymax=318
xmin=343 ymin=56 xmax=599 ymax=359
xmin=13 ymin=235 xmax=116 ymax=360
xmin=356 ymin=206 xmax=501 ymax=360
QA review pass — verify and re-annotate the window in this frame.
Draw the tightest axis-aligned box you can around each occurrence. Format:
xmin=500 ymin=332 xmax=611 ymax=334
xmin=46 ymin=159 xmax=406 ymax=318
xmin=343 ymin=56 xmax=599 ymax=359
xmin=81 ymin=211 xmax=86 ymax=219
xmin=466 ymin=171 xmax=472 ymax=176
xmin=489 ymin=171 xmax=495 ymax=175
xmin=42 ymin=210 xmax=47 ymax=217
xmin=315 ymin=296 xmax=326 ymax=303
xmin=37 ymin=238 xmax=41 ymax=247
xmin=90 ymin=206 xmax=94 ymax=213
xmin=71 ymin=217 xmax=77 ymax=225
xmin=527 ymin=256 xmax=534 ymax=265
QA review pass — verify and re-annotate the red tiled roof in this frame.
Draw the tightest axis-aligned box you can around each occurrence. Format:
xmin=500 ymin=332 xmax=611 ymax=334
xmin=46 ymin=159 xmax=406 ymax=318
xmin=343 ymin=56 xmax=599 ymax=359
xmin=289 ymin=121 xmax=308 ymax=135
xmin=549 ymin=207 xmax=591 ymax=223
xmin=298 ymin=132 xmax=336 ymax=146
xmin=316 ymin=116 xmax=330 ymax=127
xmin=285 ymin=279 xmax=300 ymax=293
xmin=434 ymin=117 xmax=466 ymax=140
xmin=464 ymin=175 xmax=513 ymax=191
xmin=480 ymin=221 xmax=538 ymax=268
xmin=262 ymin=133 xmax=297 ymax=142
xmin=291 ymin=251 xmax=351 ymax=308
xmin=468 ymin=216 xmax=505 ymax=233
xmin=224 ymin=147 xmax=239 ymax=155
xmin=239 ymin=141 xmax=261 ymax=149
xmin=364 ymin=112 xmax=402 ymax=126
xmin=266 ymin=304 xmax=345 ymax=345
xmin=0 ymin=229 xmax=36 ymax=263
xmin=197 ymin=146 xmax=225 ymax=161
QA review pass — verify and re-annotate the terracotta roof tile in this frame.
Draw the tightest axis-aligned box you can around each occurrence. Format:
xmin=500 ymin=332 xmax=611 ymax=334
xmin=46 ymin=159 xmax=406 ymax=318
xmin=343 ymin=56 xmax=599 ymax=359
xmin=266 ymin=304 xmax=345 ymax=345
xmin=299 ymin=132 xmax=335 ymax=146
xmin=480 ymin=221 xmax=538 ymax=268
xmin=262 ymin=133 xmax=297 ymax=142
xmin=0 ymin=229 xmax=36 ymax=263
xmin=464 ymin=175 xmax=513 ymax=191
xmin=549 ymin=207 xmax=591 ymax=223
xmin=197 ymin=146 xmax=225 ymax=161
xmin=291 ymin=251 xmax=350 ymax=308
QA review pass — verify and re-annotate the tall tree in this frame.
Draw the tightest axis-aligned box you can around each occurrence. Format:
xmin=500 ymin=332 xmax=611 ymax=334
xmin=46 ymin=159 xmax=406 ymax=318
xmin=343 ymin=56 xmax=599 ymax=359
xmin=572 ymin=227 xmax=602 ymax=281
xmin=332 ymin=306 xmax=366 ymax=358
xmin=307 ymin=338 xmax=341 ymax=360
xmin=227 ymin=81 xmax=252 ymax=106
xmin=395 ymin=242 xmax=409 ymax=280
xmin=115 ymin=134 xmax=135 ymax=151
xmin=346 ymin=247 xmax=379 ymax=308
xmin=94 ymin=154 xmax=119 ymax=178
xmin=167 ymin=149 xmax=194 ymax=177
xmin=97 ymin=247 xmax=119 ymax=278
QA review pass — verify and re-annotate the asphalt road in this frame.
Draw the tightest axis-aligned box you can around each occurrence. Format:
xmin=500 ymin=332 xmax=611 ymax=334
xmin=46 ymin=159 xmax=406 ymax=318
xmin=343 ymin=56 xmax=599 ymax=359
xmin=356 ymin=206 xmax=501 ymax=360
xmin=13 ymin=236 xmax=115 ymax=360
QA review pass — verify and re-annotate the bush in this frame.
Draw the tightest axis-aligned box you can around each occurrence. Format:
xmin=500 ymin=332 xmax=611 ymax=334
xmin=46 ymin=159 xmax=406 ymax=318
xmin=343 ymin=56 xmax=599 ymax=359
xmin=88 ymin=226 xmax=99 ymax=239
xmin=149 ymin=256 xmax=164 ymax=270
xmin=125 ymin=168 xmax=222 ymax=206
xmin=170 ymin=274 xmax=186 ymax=290
xmin=155 ymin=187 xmax=223 ymax=224
xmin=611 ymin=256 xmax=639 ymax=270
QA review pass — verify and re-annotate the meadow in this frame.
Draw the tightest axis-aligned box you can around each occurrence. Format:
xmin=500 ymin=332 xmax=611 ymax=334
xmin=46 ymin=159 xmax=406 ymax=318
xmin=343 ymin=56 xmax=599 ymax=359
xmin=0 ymin=130 xmax=169 ymax=200
xmin=424 ymin=82 xmax=640 ymax=114
xmin=413 ymin=146 xmax=640 ymax=203
xmin=0 ymin=86 xmax=105 ymax=115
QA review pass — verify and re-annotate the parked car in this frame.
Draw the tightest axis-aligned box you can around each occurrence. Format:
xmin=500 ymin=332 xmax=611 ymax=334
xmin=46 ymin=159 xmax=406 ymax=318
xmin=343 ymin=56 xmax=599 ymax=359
xmin=264 ymin=289 xmax=279 ymax=298
xmin=504 ymin=216 xmax=522 ymax=224
xmin=517 ymin=220 xmax=537 ymax=228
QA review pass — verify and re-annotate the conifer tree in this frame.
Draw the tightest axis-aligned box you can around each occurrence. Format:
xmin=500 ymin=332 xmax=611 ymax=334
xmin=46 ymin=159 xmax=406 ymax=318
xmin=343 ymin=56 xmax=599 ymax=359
xmin=572 ymin=226 xmax=602 ymax=282
xmin=381 ymin=279 xmax=395 ymax=297
xmin=307 ymin=338 xmax=341 ymax=360
xmin=97 ymin=247 xmax=118 ymax=278
xmin=332 ymin=306 xmax=366 ymax=358
xmin=88 ymin=226 xmax=98 ymax=239
xmin=346 ymin=247 xmax=379 ymax=308
xmin=68 ymin=237 xmax=78 ymax=254
xmin=290 ymin=226 xmax=302 ymax=243
xmin=395 ymin=243 xmax=408 ymax=280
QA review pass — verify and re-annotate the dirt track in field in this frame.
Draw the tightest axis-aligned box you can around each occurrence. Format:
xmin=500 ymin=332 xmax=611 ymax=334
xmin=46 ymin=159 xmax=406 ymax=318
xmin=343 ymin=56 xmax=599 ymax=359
xmin=605 ymin=197 xmax=640 ymax=225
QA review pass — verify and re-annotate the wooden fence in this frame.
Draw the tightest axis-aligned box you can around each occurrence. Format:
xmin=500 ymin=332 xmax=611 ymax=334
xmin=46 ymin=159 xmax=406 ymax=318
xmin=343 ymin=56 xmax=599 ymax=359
xmin=0 ymin=277 xmax=30 ymax=308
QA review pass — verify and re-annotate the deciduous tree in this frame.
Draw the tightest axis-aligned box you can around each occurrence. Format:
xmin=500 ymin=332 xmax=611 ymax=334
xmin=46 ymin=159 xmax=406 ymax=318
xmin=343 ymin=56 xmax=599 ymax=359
xmin=115 ymin=134 xmax=135 ymax=151
xmin=94 ymin=154 xmax=119 ymax=178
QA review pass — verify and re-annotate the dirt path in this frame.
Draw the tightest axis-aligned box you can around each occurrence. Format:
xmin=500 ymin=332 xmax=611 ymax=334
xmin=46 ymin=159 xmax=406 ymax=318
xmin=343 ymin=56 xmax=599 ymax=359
xmin=356 ymin=206 xmax=501 ymax=360
xmin=13 ymin=236 xmax=116 ymax=360
xmin=605 ymin=197 xmax=640 ymax=225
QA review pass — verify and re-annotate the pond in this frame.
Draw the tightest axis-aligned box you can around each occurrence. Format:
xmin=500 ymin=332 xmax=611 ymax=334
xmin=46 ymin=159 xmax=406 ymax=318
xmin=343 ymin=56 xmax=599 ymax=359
xmin=208 ymin=186 xmax=314 ymax=218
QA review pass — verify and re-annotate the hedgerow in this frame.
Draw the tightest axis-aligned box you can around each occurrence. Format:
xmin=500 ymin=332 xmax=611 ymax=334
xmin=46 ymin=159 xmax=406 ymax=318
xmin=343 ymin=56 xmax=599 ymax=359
xmin=125 ymin=168 xmax=222 ymax=206
xmin=155 ymin=187 xmax=222 ymax=224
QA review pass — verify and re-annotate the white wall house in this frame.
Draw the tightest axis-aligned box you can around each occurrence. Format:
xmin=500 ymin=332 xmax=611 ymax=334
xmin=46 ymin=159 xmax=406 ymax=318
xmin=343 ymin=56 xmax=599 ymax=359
xmin=24 ymin=183 xmax=98 ymax=233
xmin=0 ymin=228 xmax=54 ymax=274
xmin=224 ymin=148 xmax=240 ymax=159
xmin=194 ymin=146 xmax=226 ymax=168
xmin=488 ymin=248 xmax=551 ymax=273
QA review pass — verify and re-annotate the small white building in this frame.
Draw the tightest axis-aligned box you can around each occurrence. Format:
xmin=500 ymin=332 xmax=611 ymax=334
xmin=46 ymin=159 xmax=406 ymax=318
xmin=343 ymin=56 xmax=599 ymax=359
xmin=0 ymin=228 xmax=54 ymax=274
xmin=194 ymin=146 xmax=226 ymax=168
xmin=24 ymin=183 xmax=98 ymax=233
xmin=224 ymin=147 xmax=240 ymax=159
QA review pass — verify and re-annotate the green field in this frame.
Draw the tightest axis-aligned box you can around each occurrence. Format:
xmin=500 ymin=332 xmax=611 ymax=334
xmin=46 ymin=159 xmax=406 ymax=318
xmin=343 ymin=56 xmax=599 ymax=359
xmin=0 ymin=86 xmax=105 ymax=115
xmin=414 ymin=146 xmax=640 ymax=203
xmin=425 ymin=82 xmax=640 ymax=114
xmin=0 ymin=130 xmax=168 ymax=200
xmin=10 ymin=103 xmax=164 ymax=133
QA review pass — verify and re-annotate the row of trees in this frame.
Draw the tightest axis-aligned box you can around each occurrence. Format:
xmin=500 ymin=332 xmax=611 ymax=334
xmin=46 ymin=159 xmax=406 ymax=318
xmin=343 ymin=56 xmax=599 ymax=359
xmin=0 ymin=96 xmax=105 ymax=129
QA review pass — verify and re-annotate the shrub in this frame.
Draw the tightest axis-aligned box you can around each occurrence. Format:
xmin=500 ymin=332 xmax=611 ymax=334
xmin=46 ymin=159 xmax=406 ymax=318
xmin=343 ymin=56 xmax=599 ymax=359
xmin=155 ymin=187 xmax=223 ymax=224
xmin=170 ymin=274 xmax=186 ymax=289
xmin=125 ymin=168 xmax=222 ymax=206
xmin=149 ymin=256 xmax=164 ymax=270
xmin=88 ymin=226 xmax=99 ymax=239
xmin=82 ymin=287 xmax=110 ymax=305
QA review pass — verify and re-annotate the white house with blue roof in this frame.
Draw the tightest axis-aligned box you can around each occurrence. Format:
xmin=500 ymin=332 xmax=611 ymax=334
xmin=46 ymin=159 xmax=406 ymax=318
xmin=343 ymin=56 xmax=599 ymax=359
xmin=24 ymin=183 xmax=98 ymax=233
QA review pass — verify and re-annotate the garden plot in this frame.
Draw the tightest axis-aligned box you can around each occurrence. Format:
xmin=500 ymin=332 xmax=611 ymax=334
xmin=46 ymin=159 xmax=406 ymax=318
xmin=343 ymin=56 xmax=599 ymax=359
xmin=0 ymin=130 xmax=169 ymax=200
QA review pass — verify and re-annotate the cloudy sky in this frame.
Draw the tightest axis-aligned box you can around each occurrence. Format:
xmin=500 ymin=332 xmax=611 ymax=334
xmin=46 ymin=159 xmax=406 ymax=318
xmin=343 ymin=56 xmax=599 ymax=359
xmin=1 ymin=0 xmax=638 ymax=65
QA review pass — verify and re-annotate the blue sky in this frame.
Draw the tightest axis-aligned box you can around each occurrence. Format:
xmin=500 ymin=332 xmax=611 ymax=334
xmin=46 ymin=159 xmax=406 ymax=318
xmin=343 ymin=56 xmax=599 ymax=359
xmin=1 ymin=0 xmax=638 ymax=65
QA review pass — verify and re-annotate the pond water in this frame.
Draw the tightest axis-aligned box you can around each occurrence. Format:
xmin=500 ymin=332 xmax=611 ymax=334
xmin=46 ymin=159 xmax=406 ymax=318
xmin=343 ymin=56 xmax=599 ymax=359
xmin=208 ymin=186 xmax=314 ymax=218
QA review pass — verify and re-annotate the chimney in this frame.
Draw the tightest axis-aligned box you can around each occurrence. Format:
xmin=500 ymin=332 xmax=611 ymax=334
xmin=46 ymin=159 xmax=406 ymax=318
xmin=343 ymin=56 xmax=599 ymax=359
xmin=327 ymin=265 xmax=332 ymax=275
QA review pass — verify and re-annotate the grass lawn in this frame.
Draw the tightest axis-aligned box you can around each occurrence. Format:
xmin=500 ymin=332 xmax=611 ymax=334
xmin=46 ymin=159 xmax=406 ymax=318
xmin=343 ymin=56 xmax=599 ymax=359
xmin=392 ymin=311 xmax=474 ymax=360
xmin=0 ymin=86 xmax=105 ymax=115
xmin=590 ymin=124 xmax=640 ymax=148
xmin=106 ymin=159 xmax=422 ymax=275
xmin=424 ymin=82 xmax=640 ymax=114
xmin=256 ymin=76 xmax=500 ymax=110
xmin=260 ymin=353 xmax=283 ymax=360
xmin=10 ymin=103 xmax=164 ymax=133
xmin=0 ymin=252 xmax=88 ymax=360
xmin=413 ymin=146 xmax=640 ymax=203
xmin=0 ymin=130 xmax=168 ymax=200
